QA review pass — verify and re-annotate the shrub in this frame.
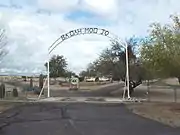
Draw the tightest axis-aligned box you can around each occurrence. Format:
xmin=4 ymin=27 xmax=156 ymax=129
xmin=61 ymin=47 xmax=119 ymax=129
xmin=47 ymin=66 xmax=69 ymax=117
xmin=30 ymin=78 xmax=33 ymax=88
xmin=0 ymin=83 xmax=5 ymax=98
xmin=22 ymin=76 xmax=27 ymax=81
xmin=33 ymin=86 xmax=42 ymax=95
xmin=13 ymin=88 xmax=18 ymax=97
xmin=39 ymin=74 xmax=44 ymax=89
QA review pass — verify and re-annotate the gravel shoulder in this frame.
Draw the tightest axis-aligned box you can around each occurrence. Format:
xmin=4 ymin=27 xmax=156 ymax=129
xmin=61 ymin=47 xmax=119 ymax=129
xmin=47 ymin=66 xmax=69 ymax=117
xmin=126 ymin=102 xmax=180 ymax=128
xmin=0 ymin=102 xmax=19 ymax=113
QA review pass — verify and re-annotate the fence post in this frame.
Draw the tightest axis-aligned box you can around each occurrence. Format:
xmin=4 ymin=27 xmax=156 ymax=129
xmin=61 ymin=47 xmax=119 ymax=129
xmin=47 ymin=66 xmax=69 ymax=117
xmin=174 ymin=88 xmax=177 ymax=103
xmin=147 ymin=80 xmax=150 ymax=102
xmin=25 ymin=89 xmax=28 ymax=100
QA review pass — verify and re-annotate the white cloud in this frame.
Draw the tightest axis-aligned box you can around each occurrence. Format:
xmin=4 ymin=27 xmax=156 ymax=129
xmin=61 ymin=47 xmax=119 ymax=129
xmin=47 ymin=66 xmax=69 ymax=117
xmin=37 ymin=0 xmax=119 ymax=20
xmin=0 ymin=0 xmax=180 ymax=75
xmin=81 ymin=0 xmax=118 ymax=19
xmin=0 ymin=9 xmax=112 ymax=75
xmin=50 ymin=34 xmax=111 ymax=73
xmin=37 ymin=0 xmax=79 ymax=12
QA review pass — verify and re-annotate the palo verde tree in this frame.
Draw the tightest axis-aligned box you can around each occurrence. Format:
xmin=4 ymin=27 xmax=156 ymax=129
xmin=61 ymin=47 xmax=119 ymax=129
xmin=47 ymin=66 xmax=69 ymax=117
xmin=65 ymin=70 xmax=77 ymax=78
xmin=140 ymin=14 xmax=180 ymax=83
xmin=45 ymin=55 xmax=68 ymax=78
xmin=83 ymin=62 xmax=98 ymax=77
xmin=109 ymin=36 xmax=144 ymax=81
xmin=80 ymin=36 xmax=143 ymax=81
xmin=79 ymin=37 xmax=143 ymax=95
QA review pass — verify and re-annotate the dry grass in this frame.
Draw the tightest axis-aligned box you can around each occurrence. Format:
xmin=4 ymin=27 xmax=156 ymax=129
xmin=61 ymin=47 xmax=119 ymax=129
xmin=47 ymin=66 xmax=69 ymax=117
xmin=0 ymin=102 xmax=17 ymax=113
xmin=127 ymin=102 xmax=180 ymax=127
xmin=126 ymin=78 xmax=180 ymax=127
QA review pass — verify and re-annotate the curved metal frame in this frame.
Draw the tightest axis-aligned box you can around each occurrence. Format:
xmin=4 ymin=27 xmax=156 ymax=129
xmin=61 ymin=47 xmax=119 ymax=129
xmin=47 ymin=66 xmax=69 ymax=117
xmin=46 ymin=27 xmax=130 ymax=99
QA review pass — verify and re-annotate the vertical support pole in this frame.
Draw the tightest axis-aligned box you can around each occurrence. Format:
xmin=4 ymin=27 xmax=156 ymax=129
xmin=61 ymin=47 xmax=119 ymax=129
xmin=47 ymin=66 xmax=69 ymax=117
xmin=123 ymin=78 xmax=127 ymax=99
xmin=47 ymin=54 xmax=50 ymax=98
xmin=147 ymin=80 xmax=150 ymax=102
xmin=174 ymin=88 xmax=177 ymax=103
xmin=125 ymin=42 xmax=130 ymax=99
xmin=38 ymin=77 xmax=47 ymax=99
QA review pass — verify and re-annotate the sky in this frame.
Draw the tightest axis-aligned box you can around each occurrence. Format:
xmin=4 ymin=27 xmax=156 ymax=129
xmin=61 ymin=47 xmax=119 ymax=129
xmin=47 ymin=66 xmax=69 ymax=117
xmin=0 ymin=0 xmax=179 ymax=76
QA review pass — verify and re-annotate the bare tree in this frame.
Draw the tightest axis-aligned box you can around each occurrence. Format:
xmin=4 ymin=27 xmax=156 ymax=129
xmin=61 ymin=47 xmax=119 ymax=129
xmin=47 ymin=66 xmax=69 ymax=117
xmin=0 ymin=28 xmax=8 ymax=60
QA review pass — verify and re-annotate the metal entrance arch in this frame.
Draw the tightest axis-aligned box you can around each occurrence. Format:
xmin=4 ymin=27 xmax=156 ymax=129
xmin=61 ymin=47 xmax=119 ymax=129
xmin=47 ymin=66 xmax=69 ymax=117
xmin=47 ymin=27 xmax=130 ymax=99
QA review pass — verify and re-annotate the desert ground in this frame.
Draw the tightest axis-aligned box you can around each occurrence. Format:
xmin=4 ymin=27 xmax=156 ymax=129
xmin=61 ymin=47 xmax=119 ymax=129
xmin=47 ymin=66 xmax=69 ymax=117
xmin=0 ymin=76 xmax=180 ymax=101
xmin=127 ymin=102 xmax=180 ymax=127
xmin=0 ymin=76 xmax=180 ymax=99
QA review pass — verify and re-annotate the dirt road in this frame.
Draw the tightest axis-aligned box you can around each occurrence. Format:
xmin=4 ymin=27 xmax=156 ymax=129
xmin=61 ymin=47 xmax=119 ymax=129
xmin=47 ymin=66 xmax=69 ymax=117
xmin=50 ymin=82 xmax=124 ymax=97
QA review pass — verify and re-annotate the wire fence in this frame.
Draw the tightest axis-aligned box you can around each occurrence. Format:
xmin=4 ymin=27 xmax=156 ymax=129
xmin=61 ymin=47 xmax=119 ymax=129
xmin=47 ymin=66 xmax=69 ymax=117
xmin=0 ymin=76 xmax=180 ymax=103
xmin=0 ymin=76 xmax=47 ymax=101
xmin=132 ymin=79 xmax=180 ymax=103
